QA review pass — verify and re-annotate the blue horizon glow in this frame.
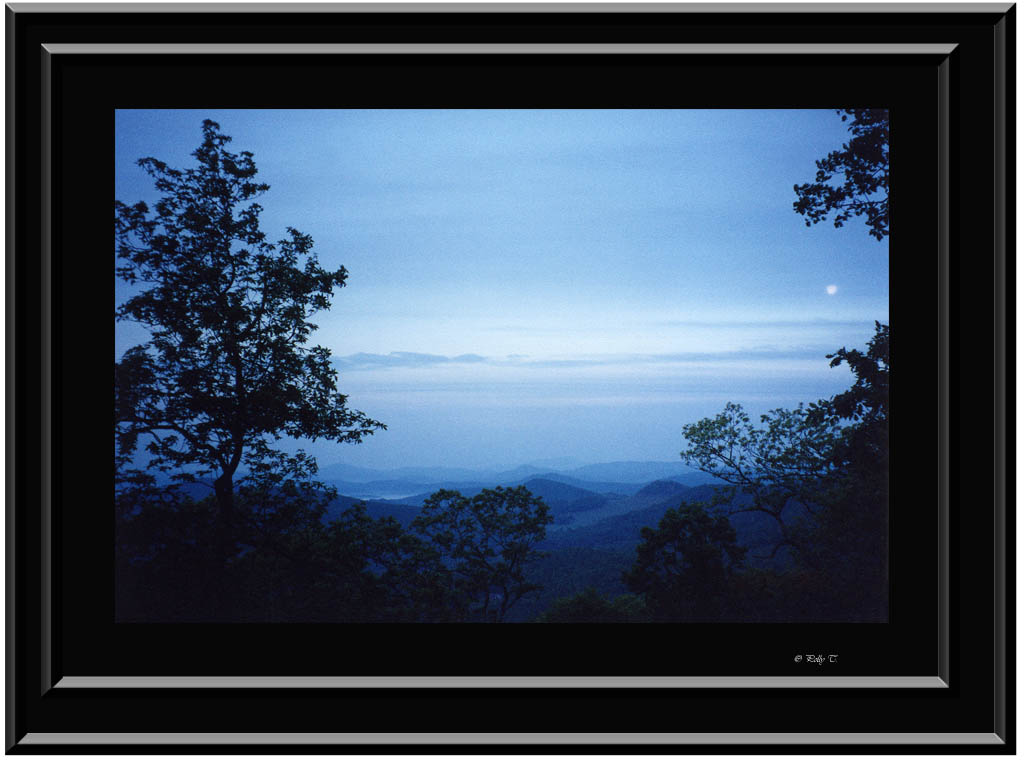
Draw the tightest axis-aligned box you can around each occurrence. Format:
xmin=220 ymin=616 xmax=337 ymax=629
xmin=116 ymin=109 xmax=888 ymax=471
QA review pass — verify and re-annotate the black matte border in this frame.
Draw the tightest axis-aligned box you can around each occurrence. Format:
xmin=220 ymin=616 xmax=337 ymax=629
xmin=60 ymin=52 xmax=936 ymax=682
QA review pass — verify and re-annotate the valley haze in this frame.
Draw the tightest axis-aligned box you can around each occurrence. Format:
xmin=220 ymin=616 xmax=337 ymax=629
xmin=314 ymin=458 xmax=721 ymax=499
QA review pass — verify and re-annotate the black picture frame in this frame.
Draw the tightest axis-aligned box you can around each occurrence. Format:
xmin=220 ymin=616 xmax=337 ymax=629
xmin=6 ymin=1 xmax=1014 ymax=754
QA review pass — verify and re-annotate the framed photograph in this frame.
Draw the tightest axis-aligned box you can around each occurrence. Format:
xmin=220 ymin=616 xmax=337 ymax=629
xmin=7 ymin=0 xmax=1014 ymax=754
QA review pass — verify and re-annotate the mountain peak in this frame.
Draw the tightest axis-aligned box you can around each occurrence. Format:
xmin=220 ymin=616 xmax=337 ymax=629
xmin=635 ymin=479 xmax=688 ymax=497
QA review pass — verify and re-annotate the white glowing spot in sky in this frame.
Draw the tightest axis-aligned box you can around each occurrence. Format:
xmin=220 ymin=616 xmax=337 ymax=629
xmin=825 ymin=284 xmax=838 ymax=295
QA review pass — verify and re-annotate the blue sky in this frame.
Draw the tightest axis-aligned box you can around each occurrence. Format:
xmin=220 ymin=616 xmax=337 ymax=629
xmin=116 ymin=109 xmax=888 ymax=470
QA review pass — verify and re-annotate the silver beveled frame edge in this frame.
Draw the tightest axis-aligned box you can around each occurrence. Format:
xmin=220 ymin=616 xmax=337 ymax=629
xmin=40 ymin=41 xmax=959 ymax=54
xmin=11 ymin=7 xmax=1008 ymax=750
xmin=53 ymin=675 xmax=949 ymax=689
xmin=15 ymin=731 xmax=1007 ymax=746
xmin=991 ymin=10 xmax=1010 ymax=746
xmin=936 ymin=40 xmax=950 ymax=693
xmin=4 ymin=3 xmax=1019 ymax=15
xmin=3 ymin=0 xmax=15 ymax=755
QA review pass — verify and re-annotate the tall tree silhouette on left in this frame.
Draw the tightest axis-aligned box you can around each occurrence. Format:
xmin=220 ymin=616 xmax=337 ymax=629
xmin=115 ymin=120 xmax=386 ymax=615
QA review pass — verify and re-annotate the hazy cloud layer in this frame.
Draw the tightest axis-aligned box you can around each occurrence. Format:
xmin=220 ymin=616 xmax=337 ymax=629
xmin=653 ymin=318 xmax=883 ymax=329
xmin=334 ymin=351 xmax=489 ymax=370
xmin=333 ymin=346 xmax=833 ymax=371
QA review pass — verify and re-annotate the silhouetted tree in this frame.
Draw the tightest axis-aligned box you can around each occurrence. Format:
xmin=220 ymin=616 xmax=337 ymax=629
xmin=802 ymin=323 xmax=889 ymax=620
xmin=115 ymin=120 xmax=385 ymax=598
xmin=680 ymin=402 xmax=843 ymax=562
xmin=225 ymin=501 xmax=440 ymax=622
xmin=625 ymin=502 xmax=745 ymax=621
xmin=411 ymin=486 xmax=554 ymax=622
xmin=678 ymin=325 xmax=890 ymax=621
xmin=793 ymin=108 xmax=889 ymax=241
xmin=819 ymin=321 xmax=889 ymax=421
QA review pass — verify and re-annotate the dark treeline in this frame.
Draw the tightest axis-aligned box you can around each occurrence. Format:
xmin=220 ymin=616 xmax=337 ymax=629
xmin=117 ymin=483 xmax=553 ymax=622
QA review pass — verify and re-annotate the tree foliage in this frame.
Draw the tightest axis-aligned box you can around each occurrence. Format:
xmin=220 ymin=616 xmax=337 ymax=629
xmin=670 ymin=324 xmax=890 ymax=620
xmin=679 ymin=402 xmax=843 ymax=559
xmin=793 ymin=108 xmax=889 ymax=241
xmin=115 ymin=120 xmax=385 ymax=575
xmin=411 ymin=486 xmax=554 ymax=622
xmin=624 ymin=503 xmax=746 ymax=621
xmin=117 ymin=484 xmax=554 ymax=623
xmin=820 ymin=321 xmax=889 ymax=431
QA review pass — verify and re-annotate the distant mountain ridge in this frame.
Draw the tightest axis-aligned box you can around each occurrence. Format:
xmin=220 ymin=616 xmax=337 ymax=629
xmin=563 ymin=461 xmax=709 ymax=484
xmin=316 ymin=460 xmax=719 ymax=500
xmin=521 ymin=473 xmax=638 ymax=495
xmin=634 ymin=479 xmax=688 ymax=497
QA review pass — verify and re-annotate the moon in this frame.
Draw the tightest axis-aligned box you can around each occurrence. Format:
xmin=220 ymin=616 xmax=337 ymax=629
xmin=825 ymin=284 xmax=838 ymax=295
